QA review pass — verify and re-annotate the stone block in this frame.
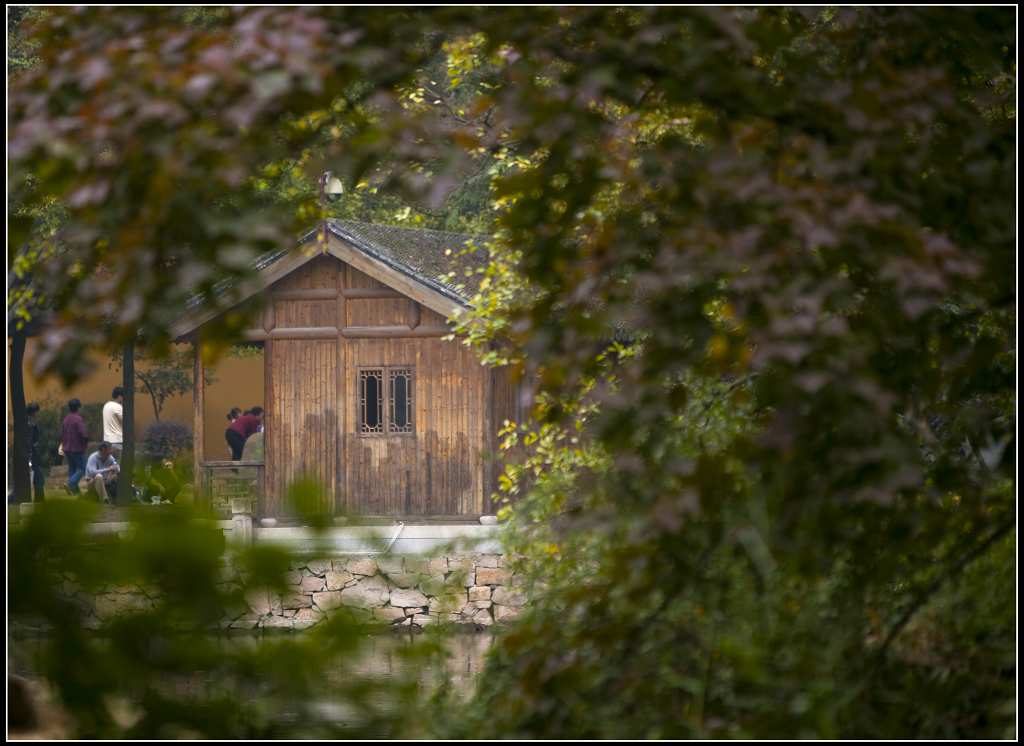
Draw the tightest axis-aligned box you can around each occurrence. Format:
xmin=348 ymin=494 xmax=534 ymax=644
xmin=338 ymin=577 xmax=390 ymax=608
xmin=304 ymin=560 xmax=331 ymax=577
xmin=94 ymin=593 xmax=152 ymax=619
xmin=474 ymin=567 xmax=512 ymax=586
xmin=467 ymin=585 xmax=492 ymax=602
xmin=345 ymin=558 xmax=378 ymax=576
xmin=281 ymin=591 xmax=313 ymax=609
xmin=292 ymin=608 xmax=325 ymax=630
xmin=376 ymin=557 xmax=404 ymax=575
xmin=300 ymin=574 xmax=326 ymax=593
xmin=312 ymin=590 xmax=345 ymax=611
xmin=476 ymin=554 xmax=501 ymax=569
xmin=471 ymin=607 xmax=495 ymax=627
xmin=389 ymin=588 xmax=429 ymax=609
xmin=493 ymin=605 xmax=522 ymax=622
xmin=492 ymin=586 xmax=526 ymax=607
xmin=261 ymin=615 xmax=294 ymax=630
xmin=406 ymin=557 xmax=449 ymax=575
xmin=388 ymin=572 xmax=424 ymax=589
xmin=245 ymin=589 xmax=274 ymax=617
xmin=324 ymin=570 xmax=354 ymax=591
xmin=373 ymin=606 xmax=407 ymax=623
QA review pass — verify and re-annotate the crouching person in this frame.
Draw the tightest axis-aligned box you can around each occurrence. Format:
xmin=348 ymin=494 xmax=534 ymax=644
xmin=82 ymin=442 xmax=120 ymax=504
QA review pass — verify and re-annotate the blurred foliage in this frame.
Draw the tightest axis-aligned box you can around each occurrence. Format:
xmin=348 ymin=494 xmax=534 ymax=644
xmin=8 ymin=497 xmax=452 ymax=738
xmin=6 ymin=5 xmax=1016 ymax=740
xmin=440 ymin=6 xmax=1015 ymax=740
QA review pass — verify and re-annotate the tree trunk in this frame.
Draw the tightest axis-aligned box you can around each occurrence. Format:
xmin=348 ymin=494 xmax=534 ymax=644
xmin=119 ymin=340 xmax=135 ymax=504
xmin=9 ymin=331 xmax=32 ymax=503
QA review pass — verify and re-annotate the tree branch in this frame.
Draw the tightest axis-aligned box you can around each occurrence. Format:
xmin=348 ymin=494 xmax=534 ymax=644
xmin=874 ymin=517 xmax=1014 ymax=664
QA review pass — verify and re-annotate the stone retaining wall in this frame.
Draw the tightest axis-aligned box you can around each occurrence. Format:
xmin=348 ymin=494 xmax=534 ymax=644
xmin=237 ymin=553 xmax=524 ymax=631
xmin=83 ymin=552 xmax=524 ymax=632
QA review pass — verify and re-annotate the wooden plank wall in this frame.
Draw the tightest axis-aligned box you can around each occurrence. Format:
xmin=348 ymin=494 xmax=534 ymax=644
xmin=265 ymin=256 xmax=339 ymax=515
xmin=260 ymin=254 xmax=505 ymax=517
xmin=487 ymin=365 xmax=521 ymax=514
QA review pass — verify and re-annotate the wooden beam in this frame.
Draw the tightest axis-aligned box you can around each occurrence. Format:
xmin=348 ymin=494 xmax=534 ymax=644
xmin=342 ymin=287 xmax=404 ymax=299
xmin=270 ymin=288 xmax=338 ymax=301
xmin=340 ymin=325 xmax=450 ymax=338
xmin=243 ymin=327 xmax=345 ymax=340
xmin=270 ymin=326 xmax=339 ymax=340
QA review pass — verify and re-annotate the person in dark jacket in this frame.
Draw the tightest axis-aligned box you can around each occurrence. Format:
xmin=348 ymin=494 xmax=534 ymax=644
xmin=227 ymin=406 xmax=263 ymax=460
xmin=26 ymin=402 xmax=45 ymax=501
xmin=224 ymin=407 xmax=243 ymax=460
xmin=61 ymin=398 xmax=89 ymax=494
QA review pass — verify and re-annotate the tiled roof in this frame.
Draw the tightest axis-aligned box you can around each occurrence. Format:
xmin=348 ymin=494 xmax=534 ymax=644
xmin=325 ymin=219 xmax=489 ymax=304
xmin=185 ymin=219 xmax=489 ymax=313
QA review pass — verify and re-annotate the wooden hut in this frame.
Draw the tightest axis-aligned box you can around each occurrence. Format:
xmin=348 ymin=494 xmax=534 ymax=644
xmin=172 ymin=220 xmax=520 ymax=520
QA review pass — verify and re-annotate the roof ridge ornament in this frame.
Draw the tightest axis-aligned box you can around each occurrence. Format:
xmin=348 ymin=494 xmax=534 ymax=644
xmin=319 ymin=170 xmax=344 ymax=254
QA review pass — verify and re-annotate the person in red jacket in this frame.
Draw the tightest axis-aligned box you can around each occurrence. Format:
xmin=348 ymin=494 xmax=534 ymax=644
xmin=227 ymin=406 xmax=263 ymax=460
xmin=61 ymin=398 xmax=89 ymax=494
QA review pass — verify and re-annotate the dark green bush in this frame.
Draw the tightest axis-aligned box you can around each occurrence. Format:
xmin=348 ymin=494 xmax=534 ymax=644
xmin=140 ymin=420 xmax=193 ymax=462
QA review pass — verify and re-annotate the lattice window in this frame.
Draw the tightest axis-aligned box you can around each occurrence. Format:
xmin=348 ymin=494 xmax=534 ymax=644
xmin=358 ymin=366 xmax=415 ymax=436
xmin=358 ymin=369 xmax=384 ymax=434
xmin=388 ymin=367 xmax=414 ymax=434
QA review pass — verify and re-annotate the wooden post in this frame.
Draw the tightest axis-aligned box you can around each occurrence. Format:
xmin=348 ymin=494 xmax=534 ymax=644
xmin=119 ymin=340 xmax=135 ymax=505
xmin=262 ymin=300 xmax=273 ymax=519
xmin=483 ymin=361 xmax=494 ymax=515
xmin=193 ymin=334 xmax=205 ymax=503
xmin=9 ymin=331 xmax=31 ymax=503
xmin=336 ymin=261 xmax=346 ymax=517
xmin=262 ymin=338 xmax=272 ymax=518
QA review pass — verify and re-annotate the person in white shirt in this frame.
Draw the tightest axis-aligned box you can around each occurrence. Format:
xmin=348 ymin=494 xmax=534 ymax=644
xmin=102 ymin=387 xmax=125 ymax=458
xmin=82 ymin=442 xmax=120 ymax=504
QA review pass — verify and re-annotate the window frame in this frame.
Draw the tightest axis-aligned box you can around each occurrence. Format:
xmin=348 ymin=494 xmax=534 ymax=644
xmin=356 ymin=365 xmax=415 ymax=437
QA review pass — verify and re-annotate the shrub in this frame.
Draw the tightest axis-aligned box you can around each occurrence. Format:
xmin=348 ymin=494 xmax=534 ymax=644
xmin=140 ymin=420 xmax=193 ymax=462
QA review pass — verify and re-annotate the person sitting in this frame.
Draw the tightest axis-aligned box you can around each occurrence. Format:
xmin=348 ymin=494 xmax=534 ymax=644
xmin=142 ymin=459 xmax=183 ymax=504
xmin=227 ymin=406 xmax=263 ymax=460
xmin=82 ymin=442 xmax=120 ymax=504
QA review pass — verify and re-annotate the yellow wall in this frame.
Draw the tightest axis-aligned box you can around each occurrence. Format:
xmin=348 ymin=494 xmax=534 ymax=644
xmin=9 ymin=340 xmax=264 ymax=459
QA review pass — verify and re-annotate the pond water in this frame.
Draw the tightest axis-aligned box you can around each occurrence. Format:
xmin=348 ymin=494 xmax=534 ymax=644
xmin=9 ymin=630 xmax=495 ymax=738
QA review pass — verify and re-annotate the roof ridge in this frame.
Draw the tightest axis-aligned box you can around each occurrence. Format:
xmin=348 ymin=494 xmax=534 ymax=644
xmin=328 ymin=217 xmax=489 ymax=242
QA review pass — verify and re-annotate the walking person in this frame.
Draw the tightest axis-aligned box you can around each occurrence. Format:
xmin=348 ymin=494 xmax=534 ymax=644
xmin=224 ymin=408 xmax=243 ymax=459
xmin=226 ymin=406 xmax=263 ymax=460
xmin=81 ymin=442 xmax=120 ymax=504
xmin=26 ymin=402 xmax=45 ymax=501
xmin=61 ymin=398 xmax=89 ymax=495
xmin=102 ymin=387 xmax=125 ymax=459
